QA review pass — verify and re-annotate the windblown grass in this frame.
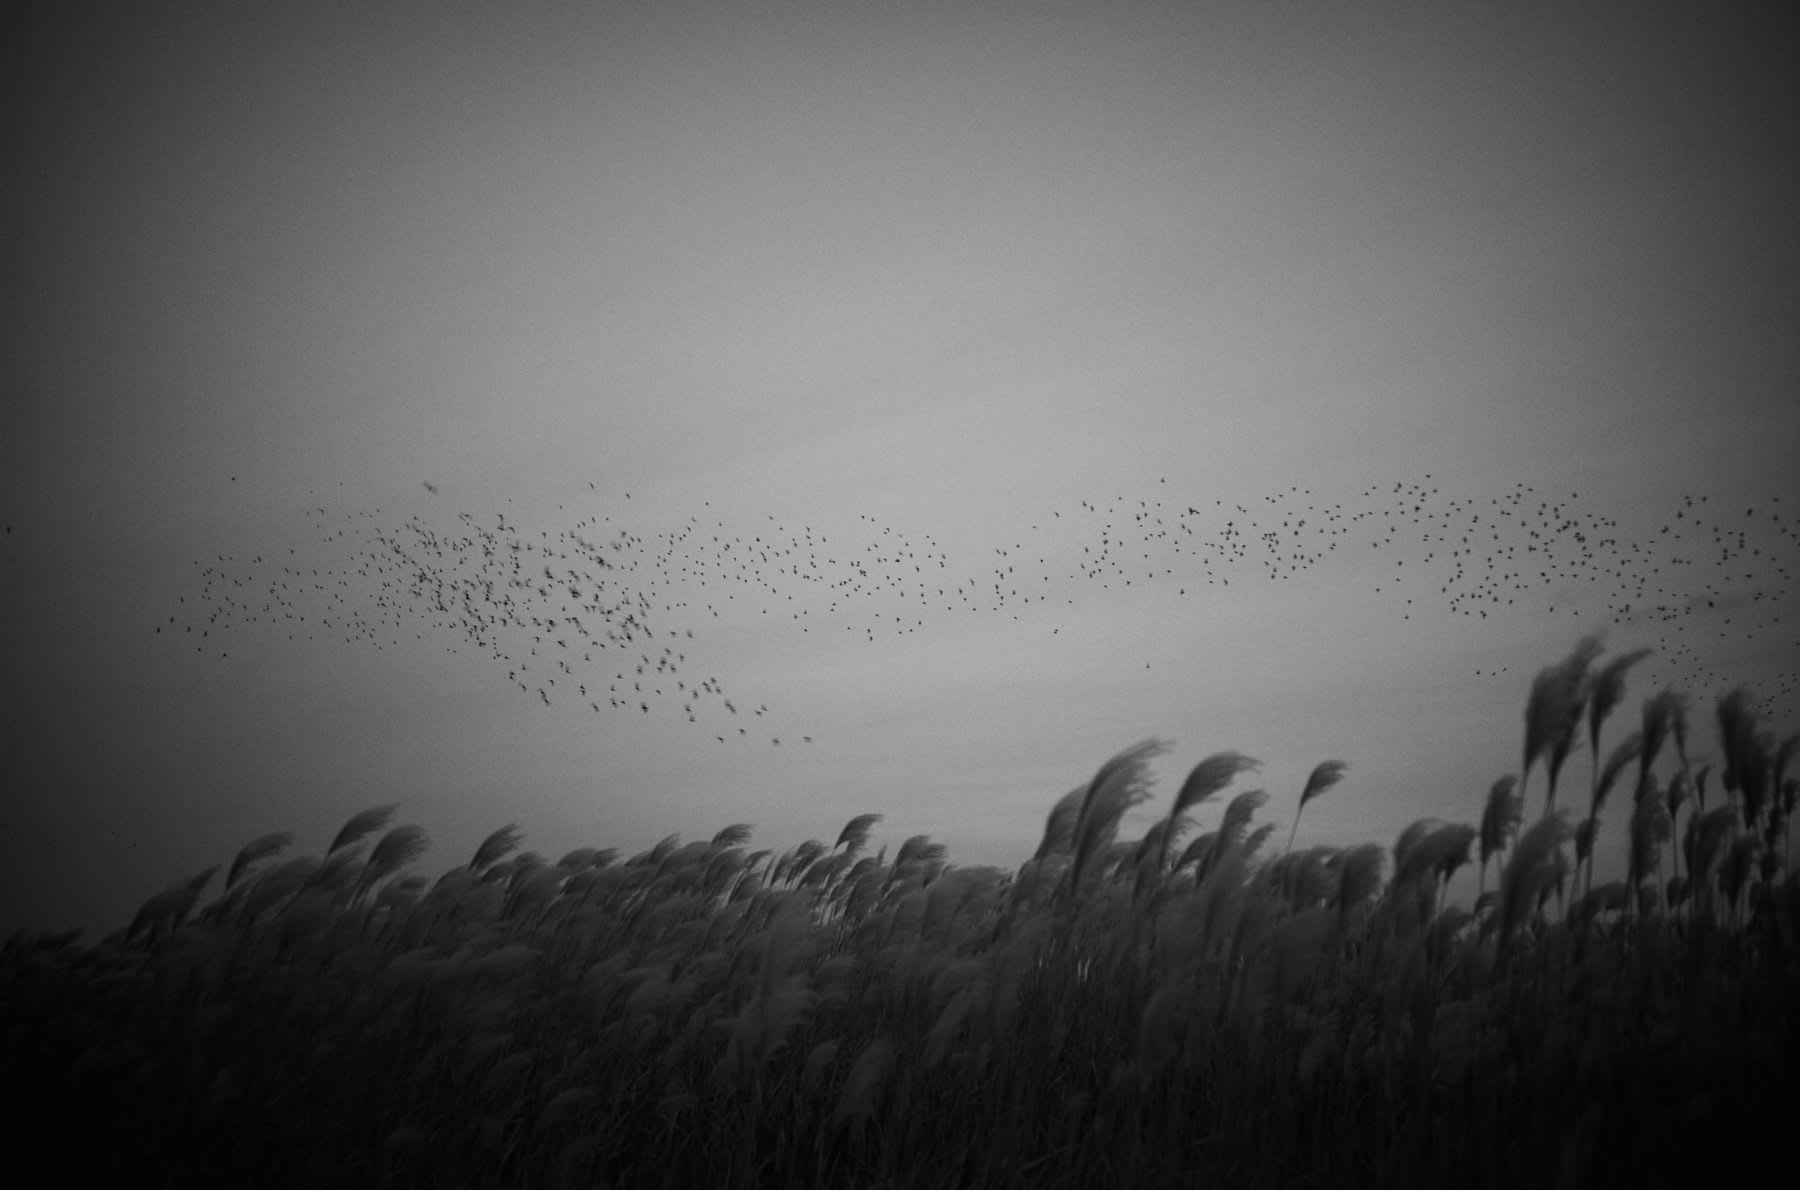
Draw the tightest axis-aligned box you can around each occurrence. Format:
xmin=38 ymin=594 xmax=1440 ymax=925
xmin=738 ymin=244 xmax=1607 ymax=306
xmin=5 ymin=641 xmax=1796 ymax=1189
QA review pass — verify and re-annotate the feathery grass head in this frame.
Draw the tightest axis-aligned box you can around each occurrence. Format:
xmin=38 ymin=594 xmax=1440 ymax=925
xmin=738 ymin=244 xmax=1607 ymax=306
xmin=1721 ymin=834 xmax=1759 ymax=911
xmin=1588 ymin=647 xmax=1651 ymax=765
xmin=1299 ymin=760 xmax=1349 ymax=810
xmin=1523 ymin=632 xmax=1605 ymax=811
xmin=1628 ymin=783 xmax=1672 ymax=888
xmin=1523 ymin=668 xmax=1561 ymax=788
xmin=1243 ymin=821 xmax=1277 ymax=861
xmin=1665 ymin=766 xmax=1690 ymax=821
xmin=1773 ymin=733 xmax=1798 ymax=812
xmin=720 ymin=895 xmax=819 ymax=1081
xmin=1394 ymin=820 xmax=1476 ymax=891
xmin=470 ymin=824 xmax=524 ymax=872
xmin=789 ymin=838 xmax=828 ymax=875
xmin=893 ymin=834 xmax=938 ymax=869
xmin=1668 ymin=688 xmax=1693 ymax=763
xmin=240 ymin=855 xmax=317 ymax=923
xmin=1774 ymin=732 xmax=1797 ymax=785
xmin=1132 ymin=819 xmax=1173 ymax=900
xmin=1479 ymin=776 xmax=1522 ymax=868
xmin=126 ymin=865 xmax=219 ymax=943
xmin=1174 ymin=831 xmax=1216 ymax=878
xmin=1574 ymin=817 xmax=1598 ymax=868
xmin=1573 ymin=880 xmax=1629 ymax=925
xmin=1394 ymin=818 xmax=1442 ymax=884
xmin=374 ymin=874 xmax=426 ymax=915
xmin=1638 ymin=688 xmax=1684 ymax=793
xmin=1689 ymin=805 xmax=1737 ymax=895
xmin=366 ymin=824 xmax=431 ymax=886
xmin=1218 ymin=787 xmax=1269 ymax=843
xmin=886 ymin=835 xmax=946 ymax=890
xmin=312 ymin=843 xmax=369 ymax=894
xmin=1716 ymin=687 xmax=1757 ymax=787
xmin=1063 ymin=739 xmax=1167 ymax=899
xmin=800 ymin=851 xmax=852 ymax=891
xmin=329 ymin=804 xmax=398 ymax=855
xmin=1335 ymin=843 xmax=1385 ymax=915
xmin=1033 ymin=784 xmax=1086 ymax=861
xmin=1286 ymin=759 xmax=1347 ymax=854
xmin=1497 ymin=811 xmax=1573 ymax=961
xmin=833 ymin=814 xmax=882 ymax=856
xmin=1140 ymin=751 xmax=1260 ymax=885
xmin=701 ymin=846 xmax=750 ymax=897
xmin=1010 ymin=855 xmax=1070 ymax=910
xmin=712 ymin=823 xmax=755 ymax=851
xmin=1593 ymin=732 xmax=1642 ymax=818
xmin=1269 ymin=845 xmax=1338 ymax=907
xmin=1134 ymin=818 xmax=1171 ymax=868
xmin=226 ymin=832 xmax=293 ymax=891
xmin=1545 ymin=694 xmax=1590 ymax=810
xmin=1173 ymin=752 xmax=1262 ymax=819
xmin=1194 ymin=788 xmax=1268 ymax=888
xmin=1427 ymin=824 xmax=1478 ymax=887
xmin=832 ymin=1035 xmax=896 ymax=1134
xmin=556 ymin=846 xmax=601 ymax=869
xmin=1715 ymin=687 xmax=1776 ymax=834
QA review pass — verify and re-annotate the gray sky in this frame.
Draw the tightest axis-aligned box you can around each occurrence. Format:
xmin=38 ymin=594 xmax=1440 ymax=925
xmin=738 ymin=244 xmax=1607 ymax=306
xmin=4 ymin=0 xmax=1795 ymax=939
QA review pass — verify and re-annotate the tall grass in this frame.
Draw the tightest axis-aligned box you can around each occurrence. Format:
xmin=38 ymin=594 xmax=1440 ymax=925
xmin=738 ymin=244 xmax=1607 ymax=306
xmin=5 ymin=641 xmax=1796 ymax=1188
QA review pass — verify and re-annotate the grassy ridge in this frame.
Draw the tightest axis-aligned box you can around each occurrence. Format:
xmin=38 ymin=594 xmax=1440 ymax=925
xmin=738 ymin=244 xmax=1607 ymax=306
xmin=6 ymin=641 xmax=1797 ymax=1188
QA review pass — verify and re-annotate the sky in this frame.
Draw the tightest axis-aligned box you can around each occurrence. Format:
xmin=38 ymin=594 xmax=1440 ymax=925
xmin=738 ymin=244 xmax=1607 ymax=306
xmin=4 ymin=0 xmax=1796 ymax=941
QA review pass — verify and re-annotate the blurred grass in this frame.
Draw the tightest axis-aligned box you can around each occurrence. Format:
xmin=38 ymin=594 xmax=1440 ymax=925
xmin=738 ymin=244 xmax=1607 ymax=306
xmin=4 ymin=640 xmax=1796 ymax=1189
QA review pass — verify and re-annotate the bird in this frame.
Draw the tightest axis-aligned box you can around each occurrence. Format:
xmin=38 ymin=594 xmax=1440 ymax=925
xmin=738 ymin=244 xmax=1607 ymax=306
xmin=172 ymin=476 xmax=1797 ymax=740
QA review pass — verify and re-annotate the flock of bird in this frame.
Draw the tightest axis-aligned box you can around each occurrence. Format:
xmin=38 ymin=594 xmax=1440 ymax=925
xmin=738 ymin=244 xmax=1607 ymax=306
xmin=165 ymin=475 xmax=1796 ymax=741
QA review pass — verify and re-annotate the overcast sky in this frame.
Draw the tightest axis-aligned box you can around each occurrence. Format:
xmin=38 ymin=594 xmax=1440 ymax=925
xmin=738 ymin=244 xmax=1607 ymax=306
xmin=4 ymin=0 xmax=1795 ymax=940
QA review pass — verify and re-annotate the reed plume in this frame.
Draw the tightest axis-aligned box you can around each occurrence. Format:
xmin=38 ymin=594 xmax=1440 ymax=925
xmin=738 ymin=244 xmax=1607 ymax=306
xmin=1638 ymin=688 xmax=1684 ymax=799
xmin=1688 ymin=806 xmax=1737 ymax=909
xmin=356 ymin=824 xmax=431 ymax=904
xmin=329 ymin=804 xmax=398 ymax=855
xmin=1478 ymin=776 xmax=1522 ymax=897
xmin=1335 ymin=842 xmax=1385 ymax=917
xmin=832 ymin=814 xmax=882 ymax=856
xmin=1393 ymin=819 xmax=1443 ymax=887
xmin=1628 ymin=779 xmax=1671 ymax=899
xmin=1154 ymin=750 xmax=1260 ymax=878
xmin=1591 ymin=733 xmax=1642 ymax=819
xmin=1194 ymin=788 xmax=1268 ymax=889
xmin=1285 ymin=759 xmax=1348 ymax=855
xmin=1061 ymin=739 xmax=1167 ymax=901
xmin=831 ymin=1035 xmax=896 ymax=1134
xmin=225 ymin=832 xmax=293 ymax=891
xmin=1587 ymin=648 xmax=1651 ymax=802
xmin=1717 ymin=687 xmax=1770 ymax=831
xmin=470 ymin=824 xmax=524 ymax=872
xmin=1581 ymin=732 xmax=1642 ymax=896
xmin=126 ymin=865 xmax=219 ymax=943
xmin=1523 ymin=632 xmax=1605 ymax=814
xmin=712 ymin=823 xmax=755 ymax=850
xmin=1033 ymin=784 xmax=1086 ymax=861
xmin=239 ymin=855 xmax=317 ymax=924
xmin=1391 ymin=821 xmax=1476 ymax=926
xmin=1496 ymin=811 xmax=1572 ymax=963
xmin=1721 ymin=835 xmax=1759 ymax=917
xmin=34 ymin=632 xmax=1799 ymax=1190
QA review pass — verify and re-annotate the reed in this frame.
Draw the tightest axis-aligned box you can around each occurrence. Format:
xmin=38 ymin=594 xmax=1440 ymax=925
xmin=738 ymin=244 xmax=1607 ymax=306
xmin=7 ymin=638 xmax=1795 ymax=1189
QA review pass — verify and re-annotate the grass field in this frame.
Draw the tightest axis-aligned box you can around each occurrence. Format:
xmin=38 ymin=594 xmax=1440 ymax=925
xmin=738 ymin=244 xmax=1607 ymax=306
xmin=6 ymin=636 xmax=1796 ymax=1188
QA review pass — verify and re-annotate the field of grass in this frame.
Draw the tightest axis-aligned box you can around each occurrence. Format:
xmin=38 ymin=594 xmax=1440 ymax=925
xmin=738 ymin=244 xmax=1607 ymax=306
xmin=6 ymin=636 xmax=1796 ymax=1188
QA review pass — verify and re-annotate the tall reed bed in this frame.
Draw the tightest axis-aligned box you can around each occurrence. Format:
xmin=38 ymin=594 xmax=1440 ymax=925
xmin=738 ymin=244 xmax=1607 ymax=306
xmin=6 ymin=640 xmax=1796 ymax=1188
